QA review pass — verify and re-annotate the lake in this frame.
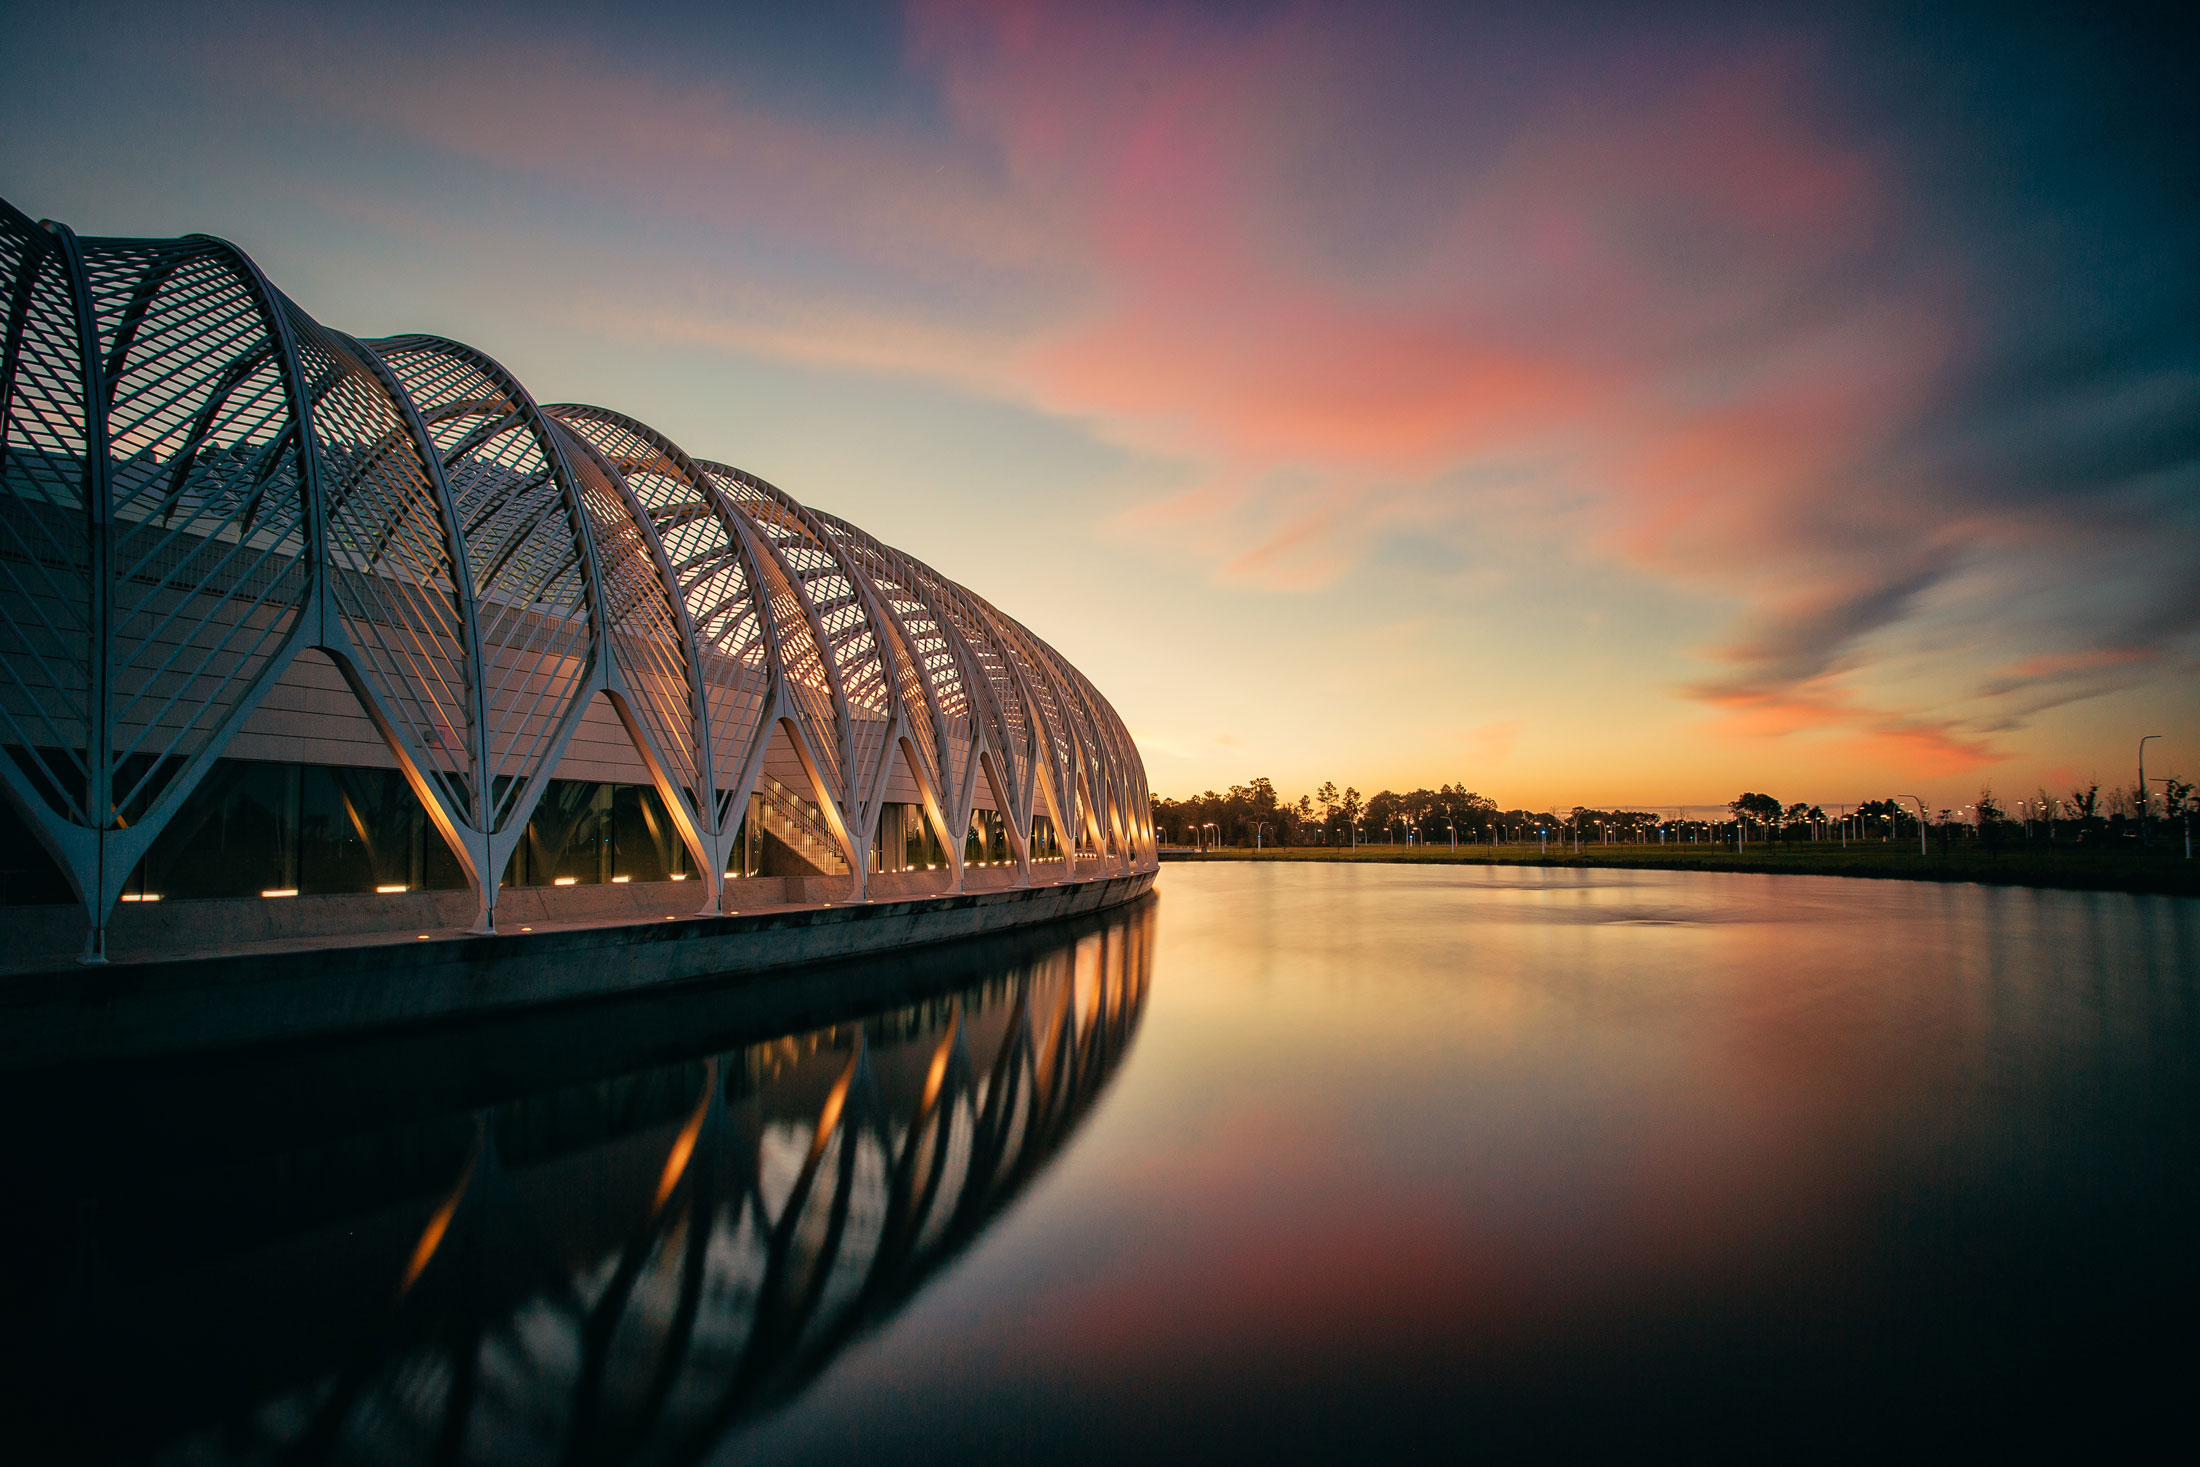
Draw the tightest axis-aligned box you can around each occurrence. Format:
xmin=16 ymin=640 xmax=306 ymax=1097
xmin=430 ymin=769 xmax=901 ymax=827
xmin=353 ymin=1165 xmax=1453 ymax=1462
xmin=4 ymin=862 xmax=2194 ymax=1462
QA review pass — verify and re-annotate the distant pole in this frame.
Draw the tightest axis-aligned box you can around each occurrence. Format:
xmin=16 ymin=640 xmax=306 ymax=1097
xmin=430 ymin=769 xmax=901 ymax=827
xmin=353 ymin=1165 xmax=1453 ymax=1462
xmin=1898 ymin=795 xmax=1928 ymax=856
xmin=2139 ymin=735 xmax=2161 ymax=845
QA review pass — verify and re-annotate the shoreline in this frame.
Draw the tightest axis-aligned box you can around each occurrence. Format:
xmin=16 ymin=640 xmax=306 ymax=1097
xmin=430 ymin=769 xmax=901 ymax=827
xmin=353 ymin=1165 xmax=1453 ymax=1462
xmin=1159 ymin=846 xmax=2200 ymax=898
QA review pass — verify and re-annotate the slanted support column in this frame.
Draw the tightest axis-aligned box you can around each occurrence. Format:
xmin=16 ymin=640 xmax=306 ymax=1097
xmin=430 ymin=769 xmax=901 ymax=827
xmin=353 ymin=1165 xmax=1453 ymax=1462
xmin=780 ymin=717 xmax=863 ymax=905
xmin=936 ymin=802 xmax=967 ymax=896
xmin=472 ymin=869 xmax=499 ymax=935
xmin=1047 ymin=774 xmax=1077 ymax=887
xmin=946 ymin=841 xmax=967 ymax=895
xmin=900 ymin=738 xmax=962 ymax=897
xmin=1011 ymin=819 xmax=1034 ymax=887
xmin=466 ymin=667 xmax=607 ymax=935
xmin=42 ymin=220 xmax=116 ymax=964
xmin=976 ymin=751 xmax=1032 ymax=889
xmin=696 ymin=828 xmax=731 ymax=917
xmin=846 ymin=829 xmax=870 ymax=904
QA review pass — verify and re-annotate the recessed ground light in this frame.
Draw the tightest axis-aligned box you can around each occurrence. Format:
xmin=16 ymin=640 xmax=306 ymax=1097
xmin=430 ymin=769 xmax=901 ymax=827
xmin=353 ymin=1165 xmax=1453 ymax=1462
xmin=553 ymin=876 xmax=577 ymax=886
xmin=120 ymin=892 xmax=161 ymax=903
xmin=611 ymin=875 xmax=630 ymax=884
xmin=375 ymin=884 xmax=407 ymax=894
xmin=520 ymin=925 xmax=532 ymax=932
xmin=261 ymin=888 xmax=298 ymax=898
xmin=416 ymin=934 xmax=429 ymax=940
xmin=670 ymin=873 xmax=687 ymax=881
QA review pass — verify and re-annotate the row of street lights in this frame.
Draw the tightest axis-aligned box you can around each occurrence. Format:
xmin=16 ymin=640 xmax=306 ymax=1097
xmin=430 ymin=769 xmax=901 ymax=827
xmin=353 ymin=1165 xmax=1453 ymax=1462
xmin=1167 ymin=738 xmax=2191 ymax=857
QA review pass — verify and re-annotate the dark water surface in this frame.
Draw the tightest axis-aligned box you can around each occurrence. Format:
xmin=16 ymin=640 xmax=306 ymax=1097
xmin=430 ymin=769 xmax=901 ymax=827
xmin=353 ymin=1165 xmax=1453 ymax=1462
xmin=5 ymin=864 xmax=2196 ymax=1462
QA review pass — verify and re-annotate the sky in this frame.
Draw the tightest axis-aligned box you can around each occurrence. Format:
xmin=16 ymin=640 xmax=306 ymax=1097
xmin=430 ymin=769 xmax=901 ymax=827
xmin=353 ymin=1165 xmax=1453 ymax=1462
xmin=3 ymin=0 xmax=2193 ymax=811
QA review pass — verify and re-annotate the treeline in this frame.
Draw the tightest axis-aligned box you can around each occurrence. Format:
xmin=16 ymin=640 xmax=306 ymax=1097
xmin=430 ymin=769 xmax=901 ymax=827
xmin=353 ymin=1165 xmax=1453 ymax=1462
xmin=1151 ymin=777 xmax=2198 ymax=850
xmin=1735 ymin=781 xmax=2196 ymax=848
xmin=1148 ymin=780 xmax=1559 ymax=848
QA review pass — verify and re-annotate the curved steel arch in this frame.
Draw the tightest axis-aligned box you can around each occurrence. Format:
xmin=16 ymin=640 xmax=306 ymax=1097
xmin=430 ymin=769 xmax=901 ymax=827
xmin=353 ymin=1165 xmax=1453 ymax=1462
xmin=0 ymin=206 xmax=325 ymax=953
xmin=804 ymin=510 xmax=987 ymax=888
xmin=545 ymin=406 xmax=778 ymax=908
xmin=0 ymin=200 xmax=1155 ymax=953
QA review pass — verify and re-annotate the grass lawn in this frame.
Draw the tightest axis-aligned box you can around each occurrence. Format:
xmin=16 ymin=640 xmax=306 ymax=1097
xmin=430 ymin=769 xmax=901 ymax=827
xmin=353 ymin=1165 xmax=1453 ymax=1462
xmin=1158 ymin=840 xmax=2200 ymax=898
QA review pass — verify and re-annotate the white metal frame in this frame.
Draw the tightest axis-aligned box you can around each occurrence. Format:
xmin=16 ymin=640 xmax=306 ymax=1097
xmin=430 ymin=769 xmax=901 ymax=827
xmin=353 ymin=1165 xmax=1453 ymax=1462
xmin=0 ymin=198 xmax=1155 ymax=960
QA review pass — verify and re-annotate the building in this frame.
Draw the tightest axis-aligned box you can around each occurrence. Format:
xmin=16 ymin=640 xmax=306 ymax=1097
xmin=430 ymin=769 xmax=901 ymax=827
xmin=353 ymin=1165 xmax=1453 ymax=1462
xmin=0 ymin=197 xmax=1155 ymax=961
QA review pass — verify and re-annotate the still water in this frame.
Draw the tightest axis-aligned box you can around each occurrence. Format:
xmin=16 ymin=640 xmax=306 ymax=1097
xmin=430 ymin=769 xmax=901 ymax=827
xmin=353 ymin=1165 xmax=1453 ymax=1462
xmin=5 ymin=863 xmax=2195 ymax=1462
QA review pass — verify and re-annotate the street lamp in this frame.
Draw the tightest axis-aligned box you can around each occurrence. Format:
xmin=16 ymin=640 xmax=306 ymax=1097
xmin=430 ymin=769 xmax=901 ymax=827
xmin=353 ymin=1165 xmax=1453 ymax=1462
xmin=2140 ymin=734 xmax=2162 ymax=845
xmin=1896 ymin=795 xmax=1928 ymax=856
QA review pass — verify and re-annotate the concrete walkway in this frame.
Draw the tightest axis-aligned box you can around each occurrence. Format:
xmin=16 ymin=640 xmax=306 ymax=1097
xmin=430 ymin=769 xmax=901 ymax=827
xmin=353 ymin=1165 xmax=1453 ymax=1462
xmin=1 ymin=870 xmax=1156 ymax=1069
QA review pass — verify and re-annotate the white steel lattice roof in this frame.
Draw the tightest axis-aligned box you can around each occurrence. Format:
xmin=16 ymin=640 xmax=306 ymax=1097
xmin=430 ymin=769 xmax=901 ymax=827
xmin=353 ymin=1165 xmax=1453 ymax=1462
xmin=0 ymin=197 xmax=1155 ymax=947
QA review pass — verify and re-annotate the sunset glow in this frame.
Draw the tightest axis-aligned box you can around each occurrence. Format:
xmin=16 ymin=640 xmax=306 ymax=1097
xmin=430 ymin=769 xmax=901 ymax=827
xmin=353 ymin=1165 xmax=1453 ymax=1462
xmin=9 ymin=0 xmax=2189 ymax=808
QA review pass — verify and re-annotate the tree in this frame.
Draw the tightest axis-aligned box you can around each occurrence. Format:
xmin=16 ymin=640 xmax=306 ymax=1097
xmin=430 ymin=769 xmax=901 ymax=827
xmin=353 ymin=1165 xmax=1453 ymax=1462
xmin=1975 ymin=785 xmax=2009 ymax=852
xmin=1729 ymin=792 xmax=1781 ymax=841
xmin=1856 ymin=797 xmax=1907 ymax=842
xmin=2162 ymin=776 xmax=2196 ymax=818
xmin=1365 ymin=789 xmax=1401 ymax=841
xmin=2067 ymin=782 xmax=2101 ymax=845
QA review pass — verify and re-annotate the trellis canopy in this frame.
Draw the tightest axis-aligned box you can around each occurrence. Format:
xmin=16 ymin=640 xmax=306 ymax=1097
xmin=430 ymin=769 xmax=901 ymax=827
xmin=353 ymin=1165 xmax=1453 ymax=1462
xmin=0 ymin=198 xmax=1154 ymax=955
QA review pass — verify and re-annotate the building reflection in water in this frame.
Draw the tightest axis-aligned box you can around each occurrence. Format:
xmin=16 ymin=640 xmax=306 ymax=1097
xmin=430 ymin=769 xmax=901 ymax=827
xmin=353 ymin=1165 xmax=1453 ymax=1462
xmin=9 ymin=903 xmax=1151 ymax=1466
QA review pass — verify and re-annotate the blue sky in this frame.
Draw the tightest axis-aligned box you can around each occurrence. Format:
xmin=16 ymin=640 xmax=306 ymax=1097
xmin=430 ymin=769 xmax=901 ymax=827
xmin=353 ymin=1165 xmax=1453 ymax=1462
xmin=4 ymin=0 xmax=2193 ymax=808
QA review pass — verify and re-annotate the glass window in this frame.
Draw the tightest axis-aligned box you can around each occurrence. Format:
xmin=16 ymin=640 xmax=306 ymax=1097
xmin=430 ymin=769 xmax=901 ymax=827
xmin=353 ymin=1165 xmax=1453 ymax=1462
xmin=0 ymin=788 xmax=74 ymax=906
xmin=124 ymin=759 xmax=468 ymax=900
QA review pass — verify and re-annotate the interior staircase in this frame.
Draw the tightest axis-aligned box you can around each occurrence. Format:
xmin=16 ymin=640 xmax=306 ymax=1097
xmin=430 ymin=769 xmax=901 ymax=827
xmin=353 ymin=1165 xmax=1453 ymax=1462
xmin=753 ymin=774 xmax=849 ymax=875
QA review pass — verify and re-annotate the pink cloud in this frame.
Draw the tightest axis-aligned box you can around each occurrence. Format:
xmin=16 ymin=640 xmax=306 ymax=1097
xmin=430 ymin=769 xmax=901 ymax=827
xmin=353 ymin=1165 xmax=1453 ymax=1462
xmin=1698 ymin=681 xmax=2004 ymax=778
xmin=903 ymin=1 xmax=1993 ymax=758
xmin=915 ymin=5 xmax=1953 ymax=571
xmin=235 ymin=0 xmax=2096 ymax=774
xmin=1998 ymin=647 xmax=2150 ymax=681
xmin=1850 ymin=721 xmax=2004 ymax=778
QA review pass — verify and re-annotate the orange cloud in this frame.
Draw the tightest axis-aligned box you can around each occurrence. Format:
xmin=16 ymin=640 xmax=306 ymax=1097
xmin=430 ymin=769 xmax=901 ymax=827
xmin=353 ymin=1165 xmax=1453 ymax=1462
xmin=898 ymin=3 xmax=2025 ymax=769
xmin=1697 ymin=681 xmax=2004 ymax=780
xmin=911 ymin=5 xmax=1955 ymax=614
xmin=1997 ymin=647 xmax=2150 ymax=681
xmin=1848 ymin=721 xmax=2004 ymax=777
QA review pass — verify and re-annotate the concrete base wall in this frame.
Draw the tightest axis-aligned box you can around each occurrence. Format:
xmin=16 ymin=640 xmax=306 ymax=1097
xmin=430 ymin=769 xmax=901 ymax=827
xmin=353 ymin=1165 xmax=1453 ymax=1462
xmin=0 ymin=861 xmax=1075 ymax=971
xmin=0 ymin=869 xmax=1155 ymax=1070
